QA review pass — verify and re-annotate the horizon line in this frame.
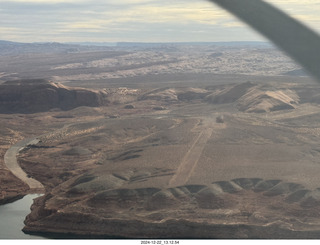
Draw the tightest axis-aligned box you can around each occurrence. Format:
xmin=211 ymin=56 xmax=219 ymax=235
xmin=0 ymin=39 xmax=271 ymax=46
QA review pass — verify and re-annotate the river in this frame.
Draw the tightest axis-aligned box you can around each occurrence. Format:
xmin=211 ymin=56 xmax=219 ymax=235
xmin=0 ymin=194 xmax=45 ymax=239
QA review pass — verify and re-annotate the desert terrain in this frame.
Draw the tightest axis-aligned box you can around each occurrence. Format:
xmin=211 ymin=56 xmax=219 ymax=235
xmin=2 ymin=41 xmax=320 ymax=238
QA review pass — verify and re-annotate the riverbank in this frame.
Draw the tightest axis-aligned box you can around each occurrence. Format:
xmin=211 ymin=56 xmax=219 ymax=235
xmin=0 ymin=167 xmax=30 ymax=205
xmin=0 ymin=137 xmax=45 ymax=205
xmin=0 ymin=194 xmax=44 ymax=239
xmin=4 ymin=137 xmax=44 ymax=191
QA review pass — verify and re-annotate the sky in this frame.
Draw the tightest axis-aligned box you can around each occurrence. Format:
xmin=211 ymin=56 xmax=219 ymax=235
xmin=1 ymin=0 xmax=320 ymax=43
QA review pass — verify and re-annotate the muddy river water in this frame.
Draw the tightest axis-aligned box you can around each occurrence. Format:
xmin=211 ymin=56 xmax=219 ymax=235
xmin=0 ymin=194 xmax=45 ymax=239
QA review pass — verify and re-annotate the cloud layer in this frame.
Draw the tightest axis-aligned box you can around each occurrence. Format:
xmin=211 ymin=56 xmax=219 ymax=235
xmin=0 ymin=0 xmax=319 ymax=43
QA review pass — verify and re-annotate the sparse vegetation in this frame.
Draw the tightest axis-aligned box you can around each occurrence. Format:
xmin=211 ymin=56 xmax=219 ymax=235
xmin=1 ymin=42 xmax=320 ymax=238
xmin=216 ymin=115 xmax=224 ymax=123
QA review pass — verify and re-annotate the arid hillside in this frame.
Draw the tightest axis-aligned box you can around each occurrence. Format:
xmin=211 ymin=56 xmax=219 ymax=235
xmin=2 ymin=42 xmax=320 ymax=238
xmin=4 ymin=79 xmax=320 ymax=238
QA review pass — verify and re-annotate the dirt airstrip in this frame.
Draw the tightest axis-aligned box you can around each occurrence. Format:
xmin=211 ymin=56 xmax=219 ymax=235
xmin=2 ymin=43 xmax=320 ymax=238
xmin=0 ymin=78 xmax=318 ymax=238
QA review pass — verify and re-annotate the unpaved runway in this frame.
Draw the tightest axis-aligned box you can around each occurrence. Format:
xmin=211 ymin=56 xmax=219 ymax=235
xmin=4 ymin=138 xmax=44 ymax=191
xmin=169 ymin=119 xmax=214 ymax=187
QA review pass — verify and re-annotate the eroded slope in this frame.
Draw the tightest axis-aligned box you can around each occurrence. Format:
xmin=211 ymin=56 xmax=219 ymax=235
xmin=17 ymin=81 xmax=320 ymax=238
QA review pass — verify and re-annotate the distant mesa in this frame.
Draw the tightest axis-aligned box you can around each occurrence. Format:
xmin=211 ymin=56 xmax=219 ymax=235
xmin=0 ymin=79 xmax=303 ymax=114
xmin=0 ymin=79 xmax=109 ymax=113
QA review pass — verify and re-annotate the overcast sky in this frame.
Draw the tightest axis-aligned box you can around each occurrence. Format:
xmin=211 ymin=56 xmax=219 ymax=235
xmin=1 ymin=0 xmax=320 ymax=43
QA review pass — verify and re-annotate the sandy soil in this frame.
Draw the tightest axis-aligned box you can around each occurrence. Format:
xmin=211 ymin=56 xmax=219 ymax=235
xmin=168 ymin=118 xmax=215 ymax=187
xmin=14 ymin=80 xmax=320 ymax=238
xmin=2 ymin=44 xmax=320 ymax=238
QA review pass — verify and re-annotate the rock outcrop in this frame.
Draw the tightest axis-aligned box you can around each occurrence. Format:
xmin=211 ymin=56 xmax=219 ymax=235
xmin=205 ymin=81 xmax=256 ymax=104
xmin=205 ymin=82 xmax=299 ymax=113
xmin=237 ymin=88 xmax=299 ymax=113
xmin=0 ymin=79 xmax=109 ymax=113
xmin=23 ymin=176 xmax=320 ymax=238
